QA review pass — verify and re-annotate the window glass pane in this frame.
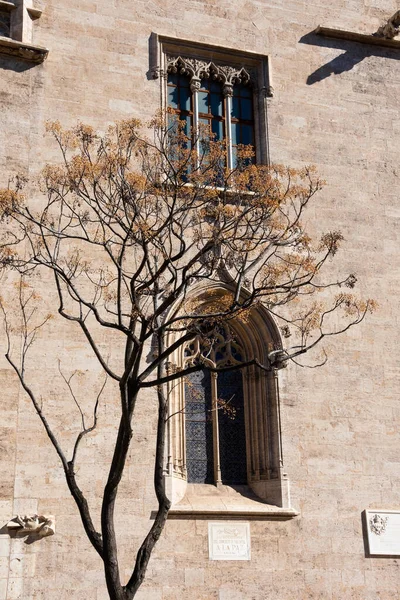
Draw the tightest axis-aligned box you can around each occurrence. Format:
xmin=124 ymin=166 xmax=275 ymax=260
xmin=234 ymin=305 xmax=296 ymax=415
xmin=210 ymin=81 xmax=221 ymax=93
xmin=217 ymin=369 xmax=247 ymax=484
xmin=240 ymin=85 xmax=252 ymax=98
xmin=210 ymin=93 xmax=223 ymax=117
xmin=0 ymin=11 xmax=10 ymax=38
xmin=231 ymin=97 xmax=240 ymax=119
xmin=179 ymin=86 xmax=191 ymax=111
xmin=241 ymin=124 xmax=253 ymax=145
xmin=231 ymin=122 xmax=240 ymax=146
xmin=180 ymin=75 xmax=190 ymax=88
xmin=185 ymin=370 xmax=213 ymax=484
xmin=167 ymin=86 xmax=178 ymax=109
xmin=241 ymin=98 xmax=253 ymax=120
xmin=211 ymin=119 xmax=223 ymax=141
xmin=167 ymin=72 xmax=178 ymax=86
xmin=198 ymin=91 xmax=209 ymax=114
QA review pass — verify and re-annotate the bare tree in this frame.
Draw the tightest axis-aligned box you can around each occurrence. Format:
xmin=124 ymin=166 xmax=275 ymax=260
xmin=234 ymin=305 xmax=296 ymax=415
xmin=0 ymin=116 xmax=375 ymax=600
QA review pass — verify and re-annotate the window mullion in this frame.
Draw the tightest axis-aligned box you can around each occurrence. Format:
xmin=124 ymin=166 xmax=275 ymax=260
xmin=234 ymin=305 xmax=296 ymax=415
xmin=223 ymin=85 xmax=234 ymax=170
xmin=211 ymin=371 xmax=222 ymax=484
xmin=190 ymin=77 xmax=201 ymax=168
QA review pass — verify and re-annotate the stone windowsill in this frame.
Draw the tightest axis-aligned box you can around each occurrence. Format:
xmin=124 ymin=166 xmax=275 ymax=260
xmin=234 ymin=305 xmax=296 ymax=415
xmin=0 ymin=36 xmax=48 ymax=62
xmin=315 ymin=26 xmax=400 ymax=49
xmin=168 ymin=484 xmax=299 ymax=520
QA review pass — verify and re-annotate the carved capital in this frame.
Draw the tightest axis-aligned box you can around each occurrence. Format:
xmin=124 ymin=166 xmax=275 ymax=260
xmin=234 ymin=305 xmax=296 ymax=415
xmin=222 ymin=83 xmax=233 ymax=97
xmin=190 ymin=77 xmax=202 ymax=92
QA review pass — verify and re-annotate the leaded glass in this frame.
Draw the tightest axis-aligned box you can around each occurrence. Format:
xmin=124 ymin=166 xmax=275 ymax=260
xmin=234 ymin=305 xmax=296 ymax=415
xmin=231 ymin=82 xmax=255 ymax=167
xmin=185 ymin=369 xmax=213 ymax=484
xmin=217 ymin=369 xmax=247 ymax=484
xmin=184 ymin=324 xmax=248 ymax=486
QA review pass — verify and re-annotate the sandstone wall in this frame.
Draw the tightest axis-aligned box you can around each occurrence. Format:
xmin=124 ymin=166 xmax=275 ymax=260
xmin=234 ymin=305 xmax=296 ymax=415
xmin=1 ymin=1 xmax=400 ymax=599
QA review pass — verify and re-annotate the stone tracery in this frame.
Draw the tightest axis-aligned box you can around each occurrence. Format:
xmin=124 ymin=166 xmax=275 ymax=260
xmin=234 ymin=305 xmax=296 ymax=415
xmin=166 ymin=55 xmax=254 ymax=96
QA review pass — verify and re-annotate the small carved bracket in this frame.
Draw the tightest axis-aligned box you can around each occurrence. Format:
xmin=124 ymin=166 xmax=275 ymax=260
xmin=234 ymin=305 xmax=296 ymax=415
xmin=7 ymin=514 xmax=55 ymax=537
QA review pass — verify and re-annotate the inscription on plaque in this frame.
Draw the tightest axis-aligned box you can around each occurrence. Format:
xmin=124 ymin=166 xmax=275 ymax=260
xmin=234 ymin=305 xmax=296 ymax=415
xmin=208 ymin=522 xmax=250 ymax=561
xmin=365 ymin=510 xmax=400 ymax=556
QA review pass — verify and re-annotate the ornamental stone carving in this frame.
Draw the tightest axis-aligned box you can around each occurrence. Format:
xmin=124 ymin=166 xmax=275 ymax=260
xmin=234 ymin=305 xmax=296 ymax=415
xmin=7 ymin=514 xmax=55 ymax=537
xmin=369 ymin=513 xmax=388 ymax=536
xmin=166 ymin=55 xmax=253 ymax=95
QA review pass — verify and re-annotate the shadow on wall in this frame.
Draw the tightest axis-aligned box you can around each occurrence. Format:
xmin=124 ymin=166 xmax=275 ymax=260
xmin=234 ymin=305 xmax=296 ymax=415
xmin=0 ymin=523 xmax=49 ymax=546
xmin=0 ymin=55 xmax=38 ymax=72
xmin=300 ymin=31 xmax=400 ymax=85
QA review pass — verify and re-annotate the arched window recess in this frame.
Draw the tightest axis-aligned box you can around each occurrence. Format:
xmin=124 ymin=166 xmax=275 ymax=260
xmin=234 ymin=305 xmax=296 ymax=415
xmin=163 ymin=285 xmax=295 ymax=516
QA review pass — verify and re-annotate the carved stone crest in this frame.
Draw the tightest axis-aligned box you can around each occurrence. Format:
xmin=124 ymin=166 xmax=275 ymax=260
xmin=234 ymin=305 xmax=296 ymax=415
xmin=369 ymin=513 xmax=388 ymax=536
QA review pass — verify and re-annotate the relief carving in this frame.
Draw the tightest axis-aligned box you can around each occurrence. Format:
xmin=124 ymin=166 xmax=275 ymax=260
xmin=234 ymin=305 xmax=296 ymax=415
xmin=7 ymin=514 xmax=55 ymax=537
xmin=167 ymin=55 xmax=253 ymax=94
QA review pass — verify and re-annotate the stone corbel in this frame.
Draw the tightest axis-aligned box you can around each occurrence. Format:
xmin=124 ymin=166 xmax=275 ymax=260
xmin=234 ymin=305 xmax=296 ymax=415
xmin=7 ymin=514 xmax=55 ymax=537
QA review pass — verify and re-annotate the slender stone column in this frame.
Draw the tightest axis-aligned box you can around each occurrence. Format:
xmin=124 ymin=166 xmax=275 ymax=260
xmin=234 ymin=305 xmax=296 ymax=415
xmin=223 ymin=83 xmax=234 ymax=170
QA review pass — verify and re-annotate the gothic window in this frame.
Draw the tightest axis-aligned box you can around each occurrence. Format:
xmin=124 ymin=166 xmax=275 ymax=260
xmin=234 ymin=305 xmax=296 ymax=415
xmin=150 ymin=33 xmax=273 ymax=165
xmin=167 ymin=59 xmax=255 ymax=169
xmin=164 ymin=285 xmax=291 ymax=511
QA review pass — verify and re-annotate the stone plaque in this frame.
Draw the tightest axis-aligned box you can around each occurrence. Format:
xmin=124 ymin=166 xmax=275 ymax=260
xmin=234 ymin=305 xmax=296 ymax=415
xmin=365 ymin=510 xmax=400 ymax=556
xmin=208 ymin=522 xmax=250 ymax=561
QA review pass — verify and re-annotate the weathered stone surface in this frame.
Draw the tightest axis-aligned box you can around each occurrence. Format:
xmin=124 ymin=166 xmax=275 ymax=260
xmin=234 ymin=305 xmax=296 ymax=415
xmin=0 ymin=1 xmax=400 ymax=599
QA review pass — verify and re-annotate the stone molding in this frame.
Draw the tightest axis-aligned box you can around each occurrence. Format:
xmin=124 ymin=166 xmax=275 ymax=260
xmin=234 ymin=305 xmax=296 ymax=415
xmin=315 ymin=25 xmax=400 ymax=49
xmin=0 ymin=35 xmax=48 ymax=62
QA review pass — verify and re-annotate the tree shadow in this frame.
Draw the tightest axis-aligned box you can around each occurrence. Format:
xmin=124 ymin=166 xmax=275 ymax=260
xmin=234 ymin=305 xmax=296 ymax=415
xmin=300 ymin=31 xmax=400 ymax=85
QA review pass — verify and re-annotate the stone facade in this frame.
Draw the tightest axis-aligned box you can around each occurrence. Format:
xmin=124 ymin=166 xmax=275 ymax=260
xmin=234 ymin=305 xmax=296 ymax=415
xmin=1 ymin=1 xmax=400 ymax=599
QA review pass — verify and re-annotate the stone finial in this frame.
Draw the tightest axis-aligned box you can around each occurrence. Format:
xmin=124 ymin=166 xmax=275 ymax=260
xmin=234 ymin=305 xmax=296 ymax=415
xmin=7 ymin=514 xmax=55 ymax=537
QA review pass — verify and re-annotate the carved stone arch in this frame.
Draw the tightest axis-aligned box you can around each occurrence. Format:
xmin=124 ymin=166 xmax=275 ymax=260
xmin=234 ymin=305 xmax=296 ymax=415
xmin=163 ymin=283 xmax=291 ymax=509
